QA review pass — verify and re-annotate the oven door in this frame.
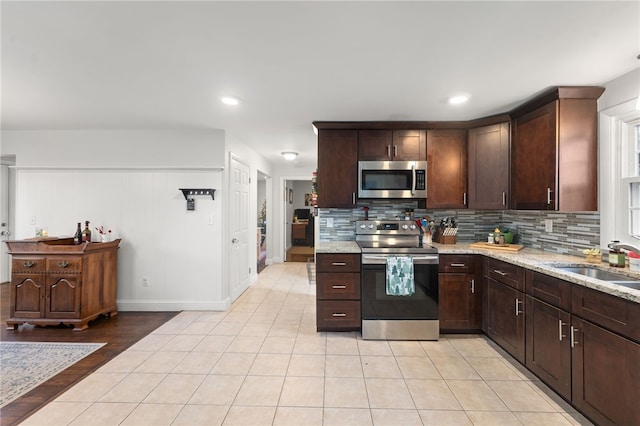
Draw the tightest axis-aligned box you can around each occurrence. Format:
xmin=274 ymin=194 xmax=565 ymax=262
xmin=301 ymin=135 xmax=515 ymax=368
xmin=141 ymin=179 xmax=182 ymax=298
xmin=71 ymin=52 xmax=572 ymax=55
xmin=361 ymin=253 xmax=439 ymax=340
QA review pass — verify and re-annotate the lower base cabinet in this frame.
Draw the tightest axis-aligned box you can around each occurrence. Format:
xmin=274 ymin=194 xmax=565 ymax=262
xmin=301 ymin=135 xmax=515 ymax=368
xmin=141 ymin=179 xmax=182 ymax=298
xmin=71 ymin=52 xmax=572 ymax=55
xmin=484 ymin=277 xmax=525 ymax=363
xmin=438 ymin=255 xmax=482 ymax=332
xmin=315 ymin=253 xmax=361 ymax=332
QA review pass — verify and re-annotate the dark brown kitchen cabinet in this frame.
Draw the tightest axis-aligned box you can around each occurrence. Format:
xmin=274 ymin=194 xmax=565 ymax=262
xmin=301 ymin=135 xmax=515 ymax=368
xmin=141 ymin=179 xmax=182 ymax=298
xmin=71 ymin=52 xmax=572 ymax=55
xmin=317 ymin=129 xmax=358 ymax=208
xmin=427 ymin=129 xmax=468 ymax=209
xmin=358 ymin=129 xmax=426 ymax=161
xmin=468 ymin=123 xmax=510 ymax=210
xmin=316 ymin=253 xmax=361 ymax=331
xmin=510 ymin=87 xmax=604 ymax=211
xmin=438 ymin=255 xmax=482 ymax=331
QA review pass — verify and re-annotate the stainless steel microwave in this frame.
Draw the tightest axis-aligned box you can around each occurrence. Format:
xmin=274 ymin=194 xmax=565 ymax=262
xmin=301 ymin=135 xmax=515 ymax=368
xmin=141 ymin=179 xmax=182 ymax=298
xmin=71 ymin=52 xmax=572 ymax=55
xmin=358 ymin=160 xmax=427 ymax=199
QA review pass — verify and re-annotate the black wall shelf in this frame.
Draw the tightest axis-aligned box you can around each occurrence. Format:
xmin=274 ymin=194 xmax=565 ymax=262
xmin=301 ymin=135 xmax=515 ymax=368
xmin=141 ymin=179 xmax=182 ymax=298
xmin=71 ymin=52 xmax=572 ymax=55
xmin=179 ymin=188 xmax=216 ymax=200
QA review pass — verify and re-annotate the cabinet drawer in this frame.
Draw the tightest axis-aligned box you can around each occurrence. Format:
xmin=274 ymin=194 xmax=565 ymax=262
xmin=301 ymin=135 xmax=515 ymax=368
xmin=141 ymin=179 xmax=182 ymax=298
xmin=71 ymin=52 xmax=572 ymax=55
xmin=317 ymin=300 xmax=361 ymax=331
xmin=439 ymin=254 xmax=475 ymax=273
xmin=525 ymin=270 xmax=571 ymax=311
xmin=317 ymin=273 xmax=360 ymax=300
xmin=572 ymin=286 xmax=640 ymax=343
xmin=316 ymin=254 xmax=360 ymax=273
xmin=485 ymin=257 xmax=524 ymax=291
xmin=47 ymin=257 xmax=82 ymax=273
xmin=11 ymin=257 xmax=46 ymax=273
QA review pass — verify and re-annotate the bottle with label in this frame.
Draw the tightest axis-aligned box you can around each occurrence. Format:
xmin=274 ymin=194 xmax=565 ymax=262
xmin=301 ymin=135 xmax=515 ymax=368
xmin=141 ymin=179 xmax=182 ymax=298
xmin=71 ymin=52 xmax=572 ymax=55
xmin=608 ymin=241 xmax=626 ymax=268
xmin=82 ymin=220 xmax=92 ymax=243
xmin=74 ymin=222 xmax=82 ymax=245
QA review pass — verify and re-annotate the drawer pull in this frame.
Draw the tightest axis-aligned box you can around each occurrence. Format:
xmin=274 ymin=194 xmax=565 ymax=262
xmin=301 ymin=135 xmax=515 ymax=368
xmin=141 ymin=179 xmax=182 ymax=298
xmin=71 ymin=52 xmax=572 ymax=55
xmin=515 ymin=298 xmax=523 ymax=316
xmin=331 ymin=313 xmax=347 ymax=317
xmin=57 ymin=261 xmax=70 ymax=268
xmin=450 ymin=263 xmax=466 ymax=267
xmin=470 ymin=279 xmax=475 ymax=294
xmin=331 ymin=262 xmax=347 ymax=266
xmin=23 ymin=261 xmax=35 ymax=268
xmin=331 ymin=285 xmax=347 ymax=289
xmin=570 ymin=326 xmax=579 ymax=348
xmin=493 ymin=269 xmax=507 ymax=276
xmin=559 ymin=320 xmax=567 ymax=341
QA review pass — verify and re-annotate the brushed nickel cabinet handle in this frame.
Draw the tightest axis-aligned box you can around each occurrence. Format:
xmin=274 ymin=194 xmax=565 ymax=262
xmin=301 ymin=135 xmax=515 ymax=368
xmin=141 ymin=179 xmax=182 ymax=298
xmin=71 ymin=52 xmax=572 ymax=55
xmin=463 ymin=192 xmax=467 ymax=205
xmin=394 ymin=145 xmax=398 ymax=157
xmin=502 ymin=192 xmax=506 ymax=206
xmin=570 ymin=326 xmax=579 ymax=348
xmin=515 ymin=298 xmax=523 ymax=316
xmin=470 ymin=279 xmax=475 ymax=294
xmin=352 ymin=192 xmax=356 ymax=205
xmin=450 ymin=263 xmax=466 ymax=267
xmin=331 ymin=313 xmax=347 ymax=317
xmin=547 ymin=187 xmax=553 ymax=205
xmin=331 ymin=262 xmax=346 ymax=266
xmin=559 ymin=320 xmax=567 ymax=341
xmin=332 ymin=285 xmax=347 ymax=289
xmin=387 ymin=145 xmax=391 ymax=157
xmin=493 ymin=269 xmax=507 ymax=276
xmin=57 ymin=261 xmax=70 ymax=268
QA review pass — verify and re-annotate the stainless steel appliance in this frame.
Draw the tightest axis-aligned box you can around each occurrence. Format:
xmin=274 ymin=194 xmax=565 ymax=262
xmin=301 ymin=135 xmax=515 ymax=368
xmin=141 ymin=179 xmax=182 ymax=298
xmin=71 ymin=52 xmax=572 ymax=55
xmin=358 ymin=161 xmax=427 ymax=199
xmin=356 ymin=220 xmax=439 ymax=340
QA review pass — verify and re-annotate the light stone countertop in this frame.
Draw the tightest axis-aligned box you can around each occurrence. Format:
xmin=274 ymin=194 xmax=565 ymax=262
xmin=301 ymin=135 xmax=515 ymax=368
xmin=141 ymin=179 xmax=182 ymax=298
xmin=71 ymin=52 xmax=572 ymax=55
xmin=315 ymin=240 xmax=640 ymax=304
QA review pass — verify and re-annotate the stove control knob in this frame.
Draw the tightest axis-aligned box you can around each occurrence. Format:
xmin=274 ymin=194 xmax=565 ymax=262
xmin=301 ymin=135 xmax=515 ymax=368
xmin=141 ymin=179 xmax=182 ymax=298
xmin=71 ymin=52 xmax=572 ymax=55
xmin=402 ymin=224 xmax=409 ymax=230
xmin=360 ymin=224 xmax=367 ymax=229
xmin=410 ymin=224 xmax=417 ymax=230
xmin=368 ymin=224 xmax=375 ymax=229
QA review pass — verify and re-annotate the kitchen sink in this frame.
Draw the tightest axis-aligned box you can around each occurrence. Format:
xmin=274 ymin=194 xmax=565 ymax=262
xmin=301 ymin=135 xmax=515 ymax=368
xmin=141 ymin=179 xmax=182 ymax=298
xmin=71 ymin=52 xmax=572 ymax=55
xmin=555 ymin=266 xmax=640 ymax=290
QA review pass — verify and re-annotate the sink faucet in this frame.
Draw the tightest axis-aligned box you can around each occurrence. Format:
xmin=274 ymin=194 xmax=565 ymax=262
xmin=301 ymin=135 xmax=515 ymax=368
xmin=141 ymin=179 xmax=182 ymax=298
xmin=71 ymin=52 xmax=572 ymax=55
xmin=608 ymin=241 xmax=640 ymax=255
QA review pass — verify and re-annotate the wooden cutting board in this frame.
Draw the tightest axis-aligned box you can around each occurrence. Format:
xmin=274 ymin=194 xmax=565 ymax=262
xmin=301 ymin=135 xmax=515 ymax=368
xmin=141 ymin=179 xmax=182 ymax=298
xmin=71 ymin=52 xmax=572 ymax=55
xmin=469 ymin=241 xmax=524 ymax=252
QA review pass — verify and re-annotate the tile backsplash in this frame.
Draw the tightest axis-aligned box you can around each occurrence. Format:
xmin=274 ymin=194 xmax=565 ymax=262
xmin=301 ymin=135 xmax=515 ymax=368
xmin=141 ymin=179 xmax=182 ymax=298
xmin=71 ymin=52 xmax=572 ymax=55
xmin=318 ymin=201 xmax=599 ymax=256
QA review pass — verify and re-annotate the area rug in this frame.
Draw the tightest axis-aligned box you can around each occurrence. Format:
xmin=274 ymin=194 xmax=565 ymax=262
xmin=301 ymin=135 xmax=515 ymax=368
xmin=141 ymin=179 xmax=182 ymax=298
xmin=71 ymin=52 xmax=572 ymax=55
xmin=0 ymin=341 xmax=105 ymax=408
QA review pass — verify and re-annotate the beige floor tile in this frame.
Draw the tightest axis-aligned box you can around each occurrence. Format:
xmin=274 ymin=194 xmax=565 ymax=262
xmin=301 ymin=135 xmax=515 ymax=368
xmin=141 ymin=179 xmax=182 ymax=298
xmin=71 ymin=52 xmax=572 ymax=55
xmin=96 ymin=350 xmax=152 ymax=373
xmin=56 ymin=372 xmax=127 ymax=402
xmin=222 ymin=311 xmax=253 ymax=323
xmin=234 ymin=375 xmax=285 ymax=406
xmin=448 ymin=336 xmax=500 ymax=358
xmin=418 ymin=409 xmax=473 ymax=425
xmin=561 ymin=411 xmax=595 ymax=426
xmin=279 ymin=376 xmax=324 ymax=407
xmin=210 ymin=321 xmax=246 ymax=336
xmin=273 ymin=406 xmax=323 ymax=425
xmin=69 ymin=402 xmax=137 ymax=426
xmin=232 ymin=302 xmax=261 ymax=313
xmin=134 ymin=350 xmax=188 ymax=373
xmin=405 ymin=379 xmax=462 ymax=410
xmin=293 ymin=335 xmax=327 ymax=354
xmin=20 ymin=401 xmax=91 ymax=426
xmin=99 ymin=372 xmax=166 ymax=403
xmin=188 ymin=374 xmax=244 ymax=405
xmin=143 ymin=373 xmax=205 ymax=404
xmin=360 ymin=355 xmax=402 ymax=378
xmin=323 ymin=407 xmax=373 ymax=426
xmin=161 ymin=334 xmax=205 ymax=351
xmin=287 ymin=354 xmax=325 ymax=376
xmin=326 ymin=333 xmax=360 ymax=355
xmin=431 ymin=356 xmax=482 ymax=380
xmin=180 ymin=320 xmax=217 ymax=335
xmin=260 ymin=336 xmax=296 ymax=353
xmin=365 ymin=378 xmax=415 ymax=409
xmin=465 ymin=410 xmax=521 ymax=425
xmin=370 ymin=408 xmax=423 ymax=425
xmin=210 ymin=352 xmax=256 ymax=375
xmin=120 ymin=403 xmax=182 ymax=425
xmin=514 ymin=411 xmax=574 ymax=425
xmin=396 ymin=356 xmax=441 ymax=379
xmin=194 ymin=335 xmax=235 ymax=352
xmin=325 ymin=355 xmax=363 ymax=378
xmin=269 ymin=324 xmax=300 ymax=338
xmin=223 ymin=405 xmax=276 ymax=425
xmin=128 ymin=333 xmax=174 ymax=351
xmin=527 ymin=380 xmax=577 ymax=413
xmin=239 ymin=323 xmax=272 ymax=337
xmin=324 ymin=377 xmax=369 ymax=408
xmin=488 ymin=380 xmax=557 ymax=412
xmin=420 ymin=339 xmax=462 ymax=357
xmin=171 ymin=351 xmax=221 ymax=374
xmin=467 ymin=357 xmax=523 ymax=381
xmin=172 ymin=404 xmax=229 ymax=426
xmin=389 ymin=340 xmax=427 ymax=357
xmin=227 ymin=335 xmax=265 ymax=353
xmin=357 ymin=339 xmax=393 ymax=356
xmin=249 ymin=353 xmax=291 ymax=376
xmin=446 ymin=380 xmax=508 ymax=411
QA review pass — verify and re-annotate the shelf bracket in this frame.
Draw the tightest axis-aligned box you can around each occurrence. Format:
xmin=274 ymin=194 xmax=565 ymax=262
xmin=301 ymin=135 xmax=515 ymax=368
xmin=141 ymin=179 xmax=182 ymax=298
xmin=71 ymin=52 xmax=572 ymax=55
xmin=179 ymin=188 xmax=215 ymax=200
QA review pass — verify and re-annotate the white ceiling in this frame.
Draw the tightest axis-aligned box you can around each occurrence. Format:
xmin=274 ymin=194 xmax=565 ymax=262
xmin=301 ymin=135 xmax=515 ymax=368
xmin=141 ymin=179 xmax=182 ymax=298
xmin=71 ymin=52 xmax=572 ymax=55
xmin=2 ymin=1 xmax=639 ymax=170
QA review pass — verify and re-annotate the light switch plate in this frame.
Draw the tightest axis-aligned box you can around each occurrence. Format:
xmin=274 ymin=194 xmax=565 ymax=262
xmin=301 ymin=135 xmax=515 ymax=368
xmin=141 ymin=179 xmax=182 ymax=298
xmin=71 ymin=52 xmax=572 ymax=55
xmin=326 ymin=218 xmax=334 ymax=228
xmin=544 ymin=219 xmax=553 ymax=233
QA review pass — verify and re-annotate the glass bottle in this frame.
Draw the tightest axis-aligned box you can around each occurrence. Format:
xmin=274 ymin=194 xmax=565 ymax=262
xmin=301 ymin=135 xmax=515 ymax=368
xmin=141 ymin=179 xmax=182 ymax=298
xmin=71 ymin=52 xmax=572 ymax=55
xmin=82 ymin=220 xmax=92 ymax=243
xmin=74 ymin=222 xmax=82 ymax=245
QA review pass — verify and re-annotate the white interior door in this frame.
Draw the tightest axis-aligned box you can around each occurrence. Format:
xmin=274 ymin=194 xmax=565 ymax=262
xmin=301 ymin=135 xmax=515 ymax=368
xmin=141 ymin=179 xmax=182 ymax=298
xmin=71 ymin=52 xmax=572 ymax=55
xmin=0 ymin=164 xmax=10 ymax=283
xmin=230 ymin=156 xmax=250 ymax=301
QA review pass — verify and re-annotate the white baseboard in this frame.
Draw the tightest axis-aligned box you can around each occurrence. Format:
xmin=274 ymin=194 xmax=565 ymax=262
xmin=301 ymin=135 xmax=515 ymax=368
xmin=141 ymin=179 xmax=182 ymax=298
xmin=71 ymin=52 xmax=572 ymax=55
xmin=117 ymin=298 xmax=231 ymax=312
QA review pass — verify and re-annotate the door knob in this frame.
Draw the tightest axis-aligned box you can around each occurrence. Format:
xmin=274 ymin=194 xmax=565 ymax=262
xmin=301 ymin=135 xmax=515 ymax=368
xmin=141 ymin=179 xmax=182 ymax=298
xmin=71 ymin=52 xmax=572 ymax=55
xmin=0 ymin=230 xmax=10 ymax=236
xmin=232 ymin=238 xmax=239 ymax=243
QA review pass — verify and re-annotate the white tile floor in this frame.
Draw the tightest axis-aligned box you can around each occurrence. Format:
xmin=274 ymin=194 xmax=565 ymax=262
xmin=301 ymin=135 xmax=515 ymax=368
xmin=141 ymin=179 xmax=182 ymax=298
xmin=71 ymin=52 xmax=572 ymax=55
xmin=21 ymin=263 xmax=594 ymax=425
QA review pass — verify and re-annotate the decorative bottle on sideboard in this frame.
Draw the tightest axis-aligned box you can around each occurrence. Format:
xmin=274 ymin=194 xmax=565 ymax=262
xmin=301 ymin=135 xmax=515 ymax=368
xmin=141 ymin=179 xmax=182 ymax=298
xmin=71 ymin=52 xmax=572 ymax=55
xmin=82 ymin=221 xmax=92 ymax=243
xmin=74 ymin=222 xmax=82 ymax=244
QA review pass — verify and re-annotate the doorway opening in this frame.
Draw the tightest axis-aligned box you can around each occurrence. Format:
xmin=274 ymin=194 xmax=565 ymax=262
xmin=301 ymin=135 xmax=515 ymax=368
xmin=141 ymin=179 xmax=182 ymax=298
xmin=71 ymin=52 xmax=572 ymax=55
xmin=282 ymin=177 xmax=315 ymax=263
xmin=256 ymin=170 xmax=269 ymax=274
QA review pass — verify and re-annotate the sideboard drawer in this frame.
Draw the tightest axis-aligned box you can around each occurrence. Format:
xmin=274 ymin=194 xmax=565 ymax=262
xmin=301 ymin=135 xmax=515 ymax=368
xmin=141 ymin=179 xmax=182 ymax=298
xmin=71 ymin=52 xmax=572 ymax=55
xmin=12 ymin=257 xmax=46 ymax=273
xmin=47 ymin=257 xmax=82 ymax=273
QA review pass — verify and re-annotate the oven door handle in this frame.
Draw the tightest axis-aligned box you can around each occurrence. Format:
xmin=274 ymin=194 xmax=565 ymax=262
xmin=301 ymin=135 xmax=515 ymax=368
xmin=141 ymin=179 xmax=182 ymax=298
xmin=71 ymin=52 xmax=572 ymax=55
xmin=362 ymin=254 xmax=439 ymax=265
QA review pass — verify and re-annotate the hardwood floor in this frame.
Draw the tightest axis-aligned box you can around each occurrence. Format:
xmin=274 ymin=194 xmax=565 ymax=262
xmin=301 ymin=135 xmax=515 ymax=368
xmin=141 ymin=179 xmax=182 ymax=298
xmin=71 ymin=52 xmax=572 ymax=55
xmin=0 ymin=282 xmax=178 ymax=426
xmin=286 ymin=245 xmax=314 ymax=262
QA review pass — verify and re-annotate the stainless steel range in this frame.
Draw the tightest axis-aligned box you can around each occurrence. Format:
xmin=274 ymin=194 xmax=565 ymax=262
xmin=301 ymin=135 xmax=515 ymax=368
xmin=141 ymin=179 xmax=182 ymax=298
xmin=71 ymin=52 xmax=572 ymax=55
xmin=356 ymin=220 xmax=439 ymax=340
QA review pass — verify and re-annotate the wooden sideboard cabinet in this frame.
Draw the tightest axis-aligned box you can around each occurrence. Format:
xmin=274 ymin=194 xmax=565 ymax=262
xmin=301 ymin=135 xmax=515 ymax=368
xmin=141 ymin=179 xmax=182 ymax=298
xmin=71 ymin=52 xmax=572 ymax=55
xmin=6 ymin=238 xmax=121 ymax=331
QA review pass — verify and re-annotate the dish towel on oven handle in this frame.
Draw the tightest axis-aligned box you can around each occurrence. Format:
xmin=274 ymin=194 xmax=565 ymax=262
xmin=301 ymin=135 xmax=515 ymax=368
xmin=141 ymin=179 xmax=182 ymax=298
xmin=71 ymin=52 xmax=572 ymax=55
xmin=386 ymin=256 xmax=415 ymax=296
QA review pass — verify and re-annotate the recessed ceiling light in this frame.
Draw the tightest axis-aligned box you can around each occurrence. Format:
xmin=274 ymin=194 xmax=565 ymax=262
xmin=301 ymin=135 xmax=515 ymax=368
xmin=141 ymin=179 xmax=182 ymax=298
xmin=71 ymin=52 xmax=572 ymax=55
xmin=221 ymin=96 xmax=240 ymax=105
xmin=281 ymin=152 xmax=298 ymax=161
xmin=448 ymin=95 xmax=469 ymax=105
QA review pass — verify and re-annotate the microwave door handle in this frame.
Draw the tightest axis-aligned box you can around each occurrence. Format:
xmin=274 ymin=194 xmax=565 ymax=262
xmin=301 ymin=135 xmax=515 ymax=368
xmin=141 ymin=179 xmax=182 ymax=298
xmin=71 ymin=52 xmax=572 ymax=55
xmin=411 ymin=164 xmax=416 ymax=195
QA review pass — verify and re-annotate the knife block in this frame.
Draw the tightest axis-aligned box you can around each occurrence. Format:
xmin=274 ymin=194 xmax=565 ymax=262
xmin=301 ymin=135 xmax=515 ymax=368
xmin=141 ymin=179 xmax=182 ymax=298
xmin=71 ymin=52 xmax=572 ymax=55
xmin=434 ymin=230 xmax=457 ymax=244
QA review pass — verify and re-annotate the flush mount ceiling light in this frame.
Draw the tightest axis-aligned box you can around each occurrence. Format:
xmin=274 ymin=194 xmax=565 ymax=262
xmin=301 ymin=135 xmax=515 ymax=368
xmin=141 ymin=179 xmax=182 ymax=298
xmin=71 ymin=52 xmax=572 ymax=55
xmin=221 ymin=96 xmax=240 ymax=105
xmin=281 ymin=152 xmax=298 ymax=161
xmin=448 ymin=94 xmax=470 ymax=105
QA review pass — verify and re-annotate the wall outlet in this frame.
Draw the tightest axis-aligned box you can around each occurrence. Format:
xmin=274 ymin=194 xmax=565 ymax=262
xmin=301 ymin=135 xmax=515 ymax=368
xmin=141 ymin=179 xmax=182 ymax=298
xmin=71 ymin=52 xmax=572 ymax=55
xmin=326 ymin=218 xmax=334 ymax=228
xmin=208 ymin=215 xmax=214 ymax=225
xmin=544 ymin=219 xmax=553 ymax=233
xmin=142 ymin=277 xmax=150 ymax=287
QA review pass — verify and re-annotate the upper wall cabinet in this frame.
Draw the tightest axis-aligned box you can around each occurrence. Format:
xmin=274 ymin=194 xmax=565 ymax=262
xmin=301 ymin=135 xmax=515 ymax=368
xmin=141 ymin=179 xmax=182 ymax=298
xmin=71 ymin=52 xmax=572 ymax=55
xmin=359 ymin=130 xmax=426 ymax=161
xmin=427 ymin=129 xmax=468 ymax=209
xmin=468 ymin=123 xmax=510 ymax=210
xmin=317 ymin=129 xmax=359 ymax=208
xmin=510 ymin=87 xmax=604 ymax=211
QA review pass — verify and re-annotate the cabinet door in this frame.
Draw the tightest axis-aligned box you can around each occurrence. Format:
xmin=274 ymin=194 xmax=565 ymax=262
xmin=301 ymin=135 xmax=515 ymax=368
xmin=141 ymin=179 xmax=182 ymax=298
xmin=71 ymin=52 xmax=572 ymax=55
xmin=317 ymin=129 xmax=358 ymax=208
xmin=10 ymin=275 xmax=45 ymax=318
xmin=392 ymin=130 xmax=426 ymax=160
xmin=571 ymin=318 xmax=640 ymax=426
xmin=439 ymin=273 xmax=481 ymax=331
xmin=485 ymin=277 xmax=525 ymax=363
xmin=46 ymin=274 xmax=81 ymax=319
xmin=511 ymin=101 xmax=557 ymax=210
xmin=525 ymin=296 xmax=571 ymax=400
xmin=427 ymin=129 xmax=468 ymax=209
xmin=468 ymin=123 xmax=509 ymax=209
xmin=358 ymin=130 xmax=393 ymax=160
